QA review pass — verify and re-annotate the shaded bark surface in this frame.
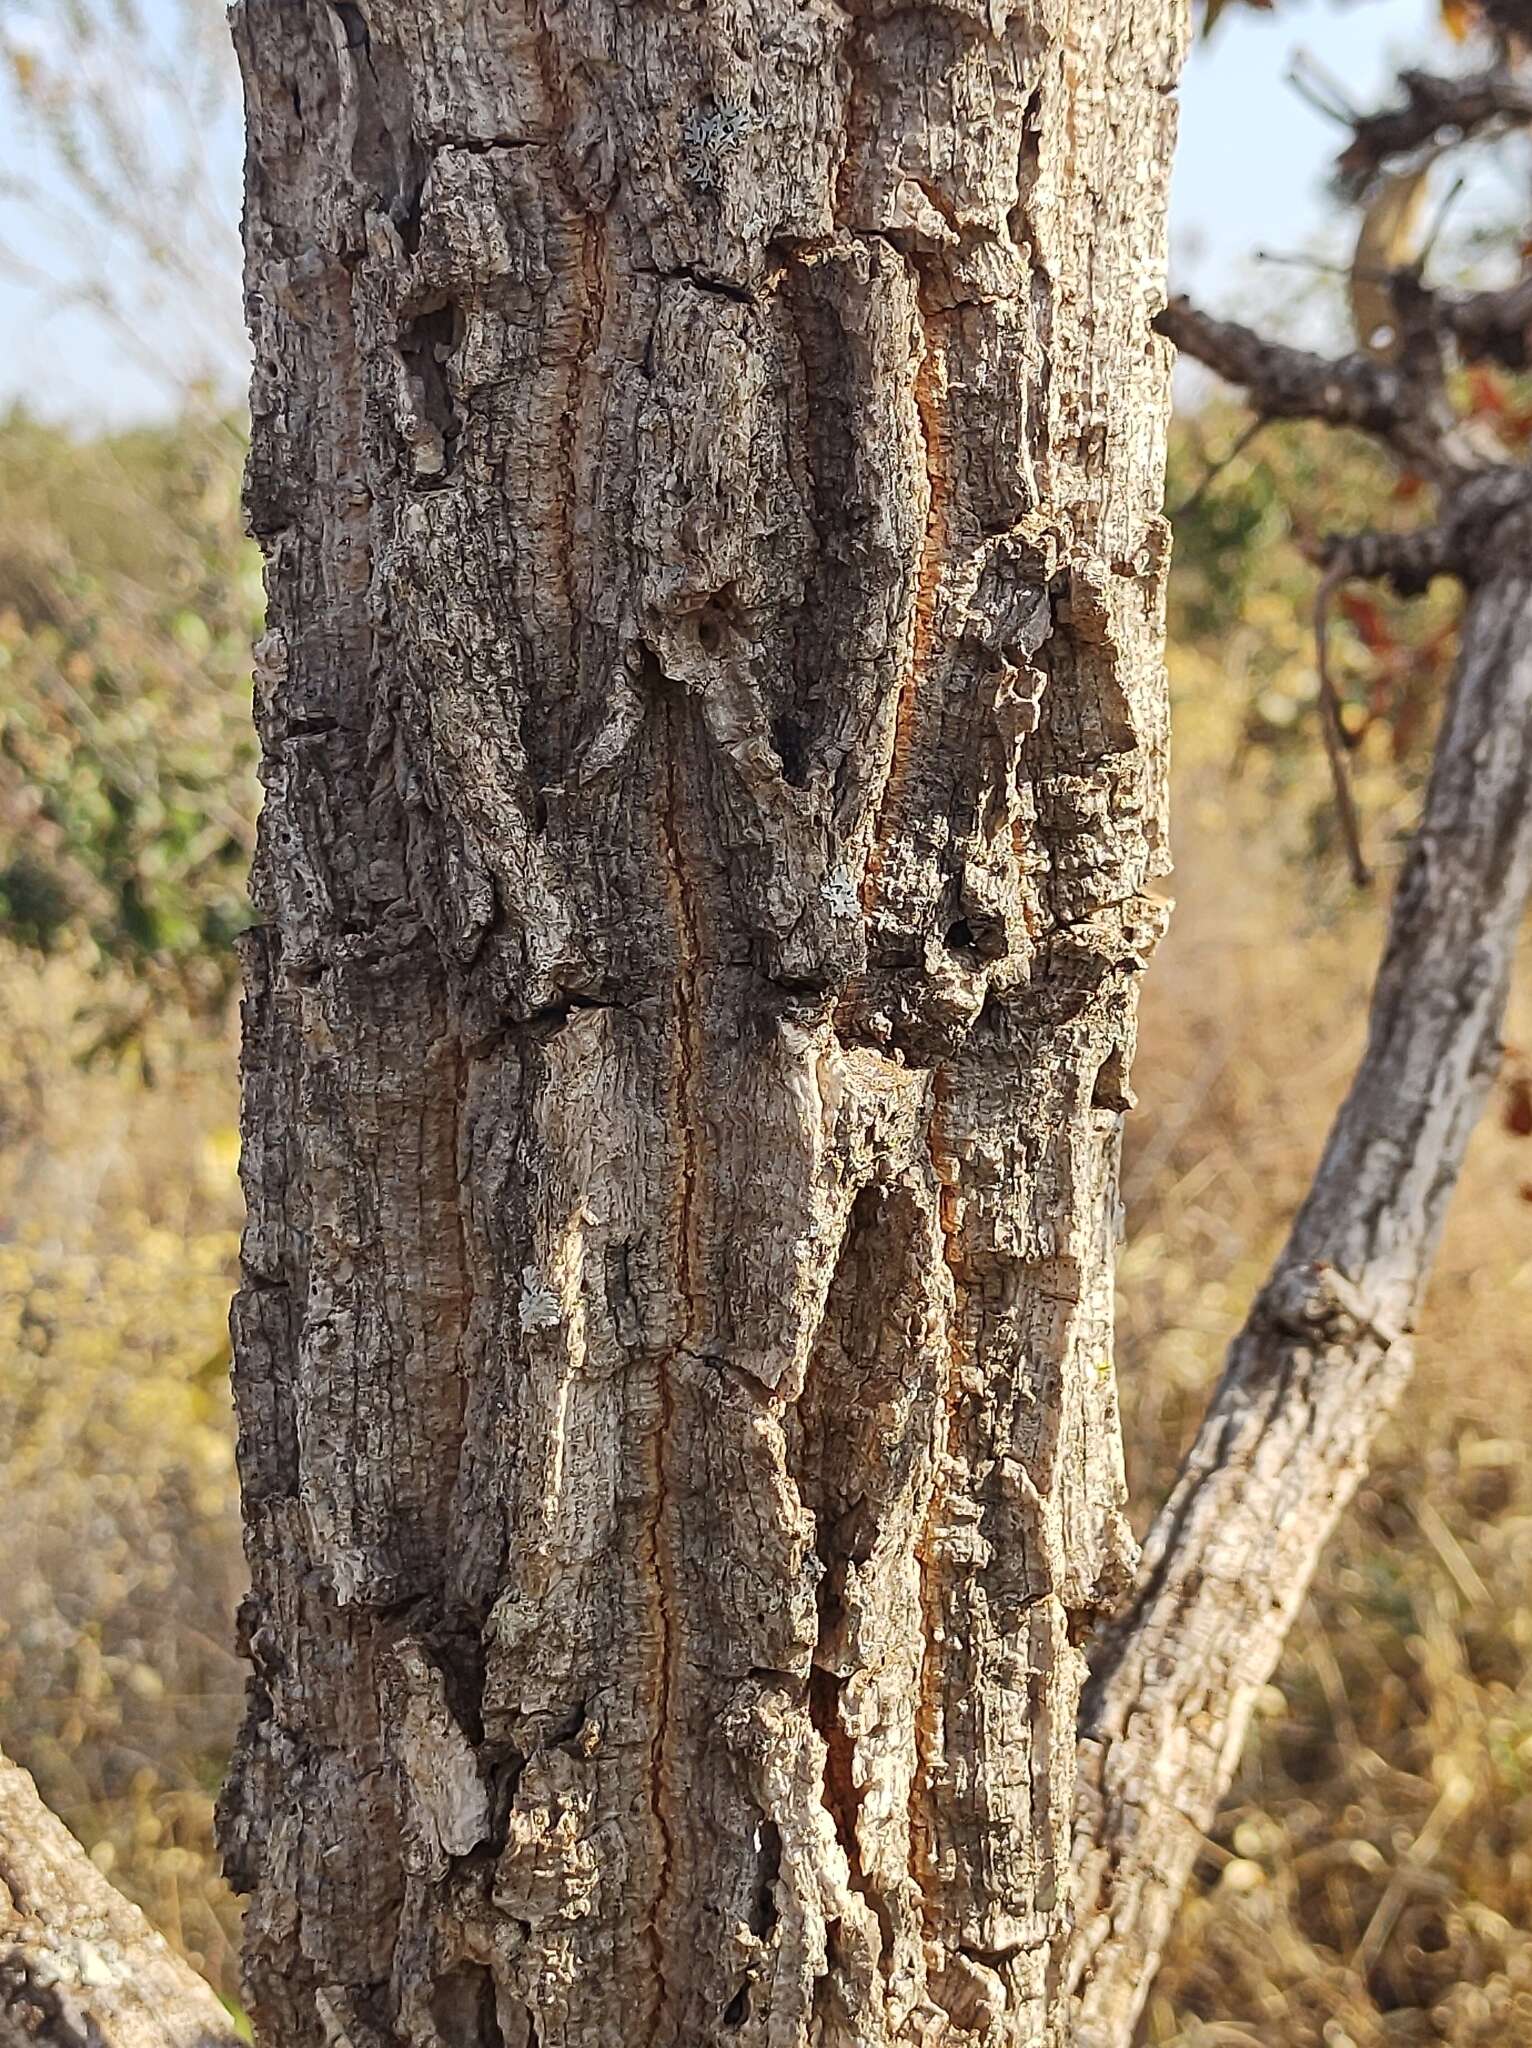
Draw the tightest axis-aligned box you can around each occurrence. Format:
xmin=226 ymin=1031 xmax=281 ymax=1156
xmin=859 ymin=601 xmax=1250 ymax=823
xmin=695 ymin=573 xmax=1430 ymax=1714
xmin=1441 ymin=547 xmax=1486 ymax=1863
xmin=1070 ymin=545 xmax=1532 ymax=2046
xmin=223 ymin=4 xmax=1184 ymax=2044
xmin=0 ymin=1748 xmax=240 ymax=2048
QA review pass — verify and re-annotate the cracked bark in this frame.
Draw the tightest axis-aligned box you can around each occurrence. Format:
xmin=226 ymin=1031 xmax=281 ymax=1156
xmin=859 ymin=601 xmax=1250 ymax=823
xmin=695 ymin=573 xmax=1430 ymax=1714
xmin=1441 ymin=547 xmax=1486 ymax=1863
xmin=224 ymin=3 xmax=1185 ymax=2045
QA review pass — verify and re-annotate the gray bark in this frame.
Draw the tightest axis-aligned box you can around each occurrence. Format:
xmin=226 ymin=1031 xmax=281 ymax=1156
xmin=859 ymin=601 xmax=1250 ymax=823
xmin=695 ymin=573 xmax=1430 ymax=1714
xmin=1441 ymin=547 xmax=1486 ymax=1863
xmin=0 ymin=1747 xmax=241 ymax=2048
xmin=1069 ymin=539 xmax=1532 ymax=2046
xmin=222 ymin=3 xmax=1184 ymax=2045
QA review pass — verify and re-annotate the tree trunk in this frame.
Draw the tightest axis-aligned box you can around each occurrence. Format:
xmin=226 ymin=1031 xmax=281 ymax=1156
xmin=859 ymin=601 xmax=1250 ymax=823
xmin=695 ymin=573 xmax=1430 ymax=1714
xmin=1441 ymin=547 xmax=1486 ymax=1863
xmin=0 ymin=1748 xmax=241 ymax=2048
xmin=222 ymin=4 xmax=1185 ymax=2044
xmin=1070 ymin=546 xmax=1532 ymax=2047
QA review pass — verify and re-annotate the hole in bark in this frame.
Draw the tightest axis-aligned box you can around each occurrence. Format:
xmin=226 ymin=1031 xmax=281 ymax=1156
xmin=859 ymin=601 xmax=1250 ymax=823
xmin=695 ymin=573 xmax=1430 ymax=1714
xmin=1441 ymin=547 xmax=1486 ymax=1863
xmin=1415 ymin=1911 xmax=1451 ymax=1954
xmin=430 ymin=1963 xmax=502 ymax=2042
xmin=697 ymin=613 xmax=723 ymax=652
xmin=749 ymin=1820 xmax=781 ymax=1936
xmin=771 ymin=713 xmax=811 ymax=788
xmin=1092 ymin=1046 xmax=1134 ymax=1113
xmin=722 ymin=1985 xmax=751 ymax=2027
xmin=333 ymin=12 xmax=426 ymax=242
xmin=603 ymin=1241 xmax=642 ymax=1348
xmin=944 ymin=910 xmax=1007 ymax=961
xmin=809 ymin=1664 xmax=863 ymax=1881
xmin=399 ymin=302 xmax=462 ymax=482
xmin=331 ymin=0 xmax=369 ymax=50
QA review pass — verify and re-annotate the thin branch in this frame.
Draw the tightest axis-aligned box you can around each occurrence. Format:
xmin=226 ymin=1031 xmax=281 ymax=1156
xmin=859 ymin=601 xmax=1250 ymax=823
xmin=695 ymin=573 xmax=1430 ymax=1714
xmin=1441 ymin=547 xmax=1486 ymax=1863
xmin=1171 ymin=415 xmax=1266 ymax=519
xmin=1159 ymin=290 xmax=1524 ymax=485
xmin=1316 ymin=467 xmax=1532 ymax=594
xmin=1157 ymin=293 xmax=1479 ymax=480
xmin=1254 ymin=248 xmax=1353 ymax=278
xmin=1288 ymin=49 xmax=1362 ymax=128
xmin=1156 ymin=297 xmax=1422 ymax=451
xmin=1313 ymin=566 xmax=1373 ymax=888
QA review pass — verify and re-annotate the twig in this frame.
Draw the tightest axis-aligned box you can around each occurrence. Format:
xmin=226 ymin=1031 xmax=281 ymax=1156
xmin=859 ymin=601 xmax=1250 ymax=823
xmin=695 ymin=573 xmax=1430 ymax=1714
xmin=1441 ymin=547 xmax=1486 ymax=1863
xmin=1289 ymin=49 xmax=1362 ymax=127
xmin=1418 ymin=173 xmax=1467 ymax=272
xmin=1254 ymin=248 xmax=1353 ymax=277
xmin=1314 ymin=565 xmax=1374 ymax=889
xmin=1171 ymin=416 xmax=1267 ymax=519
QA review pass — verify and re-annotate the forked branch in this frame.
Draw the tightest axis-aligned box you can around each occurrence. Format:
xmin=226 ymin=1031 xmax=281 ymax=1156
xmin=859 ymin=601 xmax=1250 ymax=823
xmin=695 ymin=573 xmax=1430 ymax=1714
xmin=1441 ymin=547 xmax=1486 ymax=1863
xmin=1336 ymin=63 xmax=1532 ymax=196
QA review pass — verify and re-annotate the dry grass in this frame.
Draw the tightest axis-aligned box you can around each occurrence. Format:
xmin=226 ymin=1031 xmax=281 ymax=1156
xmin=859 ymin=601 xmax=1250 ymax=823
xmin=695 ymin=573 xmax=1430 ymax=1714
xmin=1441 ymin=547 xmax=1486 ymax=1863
xmin=1 ymin=646 xmax=1530 ymax=2040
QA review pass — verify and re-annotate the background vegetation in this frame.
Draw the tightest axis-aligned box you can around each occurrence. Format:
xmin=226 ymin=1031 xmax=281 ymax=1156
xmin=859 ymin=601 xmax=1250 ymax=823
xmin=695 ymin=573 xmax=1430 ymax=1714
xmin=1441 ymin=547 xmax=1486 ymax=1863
xmin=4 ymin=1 xmax=1532 ymax=2042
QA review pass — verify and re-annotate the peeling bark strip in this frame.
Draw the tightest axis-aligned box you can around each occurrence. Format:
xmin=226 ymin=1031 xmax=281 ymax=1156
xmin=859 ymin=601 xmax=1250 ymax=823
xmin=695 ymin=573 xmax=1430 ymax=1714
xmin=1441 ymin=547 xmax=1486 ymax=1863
xmin=1069 ymin=545 xmax=1532 ymax=2048
xmin=0 ymin=1747 xmax=241 ymax=2048
xmin=224 ymin=4 xmax=1185 ymax=2043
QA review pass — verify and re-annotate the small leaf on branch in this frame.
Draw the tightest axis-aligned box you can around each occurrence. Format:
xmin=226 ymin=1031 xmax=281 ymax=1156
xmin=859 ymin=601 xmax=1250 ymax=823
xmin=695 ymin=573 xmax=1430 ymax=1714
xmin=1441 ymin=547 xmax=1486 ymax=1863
xmin=1466 ymin=365 xmax=1510 ymax=419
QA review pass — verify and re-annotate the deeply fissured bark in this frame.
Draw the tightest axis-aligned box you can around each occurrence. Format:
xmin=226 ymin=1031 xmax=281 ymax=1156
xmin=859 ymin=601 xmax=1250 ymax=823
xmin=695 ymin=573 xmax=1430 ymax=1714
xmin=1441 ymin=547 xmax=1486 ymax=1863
xmin=222 ymin=4 xmax=1185 ymax=2043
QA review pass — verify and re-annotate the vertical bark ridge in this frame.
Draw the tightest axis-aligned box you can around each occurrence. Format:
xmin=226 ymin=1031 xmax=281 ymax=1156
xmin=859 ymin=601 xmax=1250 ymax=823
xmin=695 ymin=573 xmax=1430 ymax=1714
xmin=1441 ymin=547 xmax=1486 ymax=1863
xmin=226 ymin=3 xmax=1187 ymax=2042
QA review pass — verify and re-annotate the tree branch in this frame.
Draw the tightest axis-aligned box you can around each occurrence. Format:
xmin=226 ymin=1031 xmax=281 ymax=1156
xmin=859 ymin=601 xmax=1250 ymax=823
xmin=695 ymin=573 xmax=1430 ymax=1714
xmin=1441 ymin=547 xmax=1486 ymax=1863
xmin=1068 ymin=533 xmax=1532 ymax=2048
xmin=1157 ymin=297 xmax=1409 ymax=435
xmin=1336 ymin=64 xmax=1532 ymax=197
xmin=0 ymin=1747 xmax=240 ymax=2048
xmin=1155 ymin=297 xmax=1460 ymax=478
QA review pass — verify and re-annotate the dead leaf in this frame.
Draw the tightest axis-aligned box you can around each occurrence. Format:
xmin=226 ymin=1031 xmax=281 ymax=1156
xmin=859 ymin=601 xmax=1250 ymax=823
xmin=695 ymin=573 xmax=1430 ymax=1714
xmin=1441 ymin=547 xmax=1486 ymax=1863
xmin=1339 ymin=590 xmax=1394 ymax=658
xmin=1351 ymin=162 xmax=1438 ymax=361
xmin=1503 ymin=1072 xmax=1532 ymax=1137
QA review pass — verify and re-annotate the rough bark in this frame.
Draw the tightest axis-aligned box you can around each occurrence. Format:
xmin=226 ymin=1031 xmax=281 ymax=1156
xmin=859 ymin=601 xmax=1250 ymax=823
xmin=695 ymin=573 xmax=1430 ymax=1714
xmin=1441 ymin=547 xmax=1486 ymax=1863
xmin=1069 ymin=534 xmax=1532 ymax=2048
xmin=222 ymin=3 xmax=1185 ymax=2044
xmin=0 ymin=1747 xmax=240 ymax=2048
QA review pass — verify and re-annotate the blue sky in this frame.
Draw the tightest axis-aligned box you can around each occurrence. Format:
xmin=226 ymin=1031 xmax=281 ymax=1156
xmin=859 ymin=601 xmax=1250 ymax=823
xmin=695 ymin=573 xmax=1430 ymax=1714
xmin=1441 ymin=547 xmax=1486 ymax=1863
xmin=0 ymin=0 xmax=1469 ymax=424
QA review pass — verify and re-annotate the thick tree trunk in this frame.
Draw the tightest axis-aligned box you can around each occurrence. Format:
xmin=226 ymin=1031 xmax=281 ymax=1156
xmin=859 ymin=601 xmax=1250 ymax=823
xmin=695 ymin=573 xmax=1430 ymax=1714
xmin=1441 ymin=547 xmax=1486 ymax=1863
xmin=223 ymin=4 xmax=1185 ymax=2044
xmin=1069 ymin=545 xmax=1532 ymax=2047
xmin=0 ymin=1747 xmax=241 ymax=2048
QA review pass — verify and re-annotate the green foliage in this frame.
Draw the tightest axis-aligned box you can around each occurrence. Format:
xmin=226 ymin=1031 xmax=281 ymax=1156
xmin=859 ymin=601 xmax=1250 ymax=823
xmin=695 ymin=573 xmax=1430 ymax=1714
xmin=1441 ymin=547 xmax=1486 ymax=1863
xmin=0 ymin=411 xmax=260 ymax=1008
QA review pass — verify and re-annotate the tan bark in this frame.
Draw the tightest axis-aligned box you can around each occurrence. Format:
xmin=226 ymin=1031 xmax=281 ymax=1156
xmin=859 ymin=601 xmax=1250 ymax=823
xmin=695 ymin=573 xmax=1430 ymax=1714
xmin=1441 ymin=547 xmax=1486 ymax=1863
xmin=224 ymin=2 xmax=1185 ymax=2044
xmin=0 ymin=1747 xmax=240 ymax=2048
